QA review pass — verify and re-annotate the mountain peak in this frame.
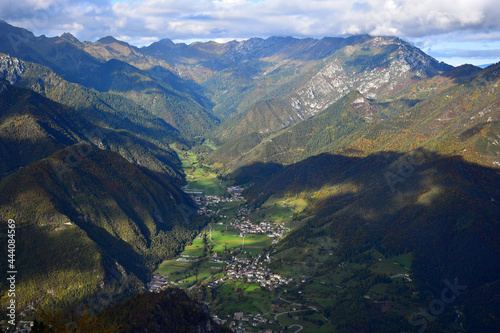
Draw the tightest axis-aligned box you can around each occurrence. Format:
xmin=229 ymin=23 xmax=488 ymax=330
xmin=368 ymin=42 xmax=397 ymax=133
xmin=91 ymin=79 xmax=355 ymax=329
xmin=60 ymin=32 xmax=81 ymax=45
xmin=0 ymin=19 xmax=35 ymax=41
xmin=157 ymin=38 xmax=175 ymax=47
xmin=97 ymin=36 xmax=128 ymax=45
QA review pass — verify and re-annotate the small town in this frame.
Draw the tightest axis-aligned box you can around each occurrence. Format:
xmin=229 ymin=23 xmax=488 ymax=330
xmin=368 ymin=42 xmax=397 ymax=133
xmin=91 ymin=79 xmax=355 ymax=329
xmin=146 ymin=183 xmax=306 ymax=332
xmin=149 ymin=184 xmax=293 ymax=291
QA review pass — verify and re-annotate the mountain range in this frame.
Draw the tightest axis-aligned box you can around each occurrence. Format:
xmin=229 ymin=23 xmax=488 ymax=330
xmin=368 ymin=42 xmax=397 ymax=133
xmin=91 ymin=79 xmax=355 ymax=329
xmin=0 ymin=19 xmax=498 ymax=332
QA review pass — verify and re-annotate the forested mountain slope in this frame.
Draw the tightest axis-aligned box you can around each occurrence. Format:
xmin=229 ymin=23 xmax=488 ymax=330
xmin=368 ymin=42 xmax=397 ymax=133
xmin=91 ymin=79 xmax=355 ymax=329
xmin=0 ymin=83 xmax=204 ymax=315
xmin=0 ymin=21 xmax=218 ymax=138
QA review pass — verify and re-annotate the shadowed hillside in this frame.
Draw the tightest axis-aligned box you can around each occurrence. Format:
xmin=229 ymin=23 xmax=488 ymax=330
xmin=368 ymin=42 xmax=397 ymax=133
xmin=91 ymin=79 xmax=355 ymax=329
xmin=231 ymin=149 xmax=499 ymax=331
xmin=0 ymin=145 xmax=205 ymax=312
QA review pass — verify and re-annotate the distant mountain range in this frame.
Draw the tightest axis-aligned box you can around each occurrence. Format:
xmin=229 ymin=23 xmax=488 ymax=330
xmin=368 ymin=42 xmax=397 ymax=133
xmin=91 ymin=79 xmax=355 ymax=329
xmin=0 ymin=19 xmax=498 ymax=332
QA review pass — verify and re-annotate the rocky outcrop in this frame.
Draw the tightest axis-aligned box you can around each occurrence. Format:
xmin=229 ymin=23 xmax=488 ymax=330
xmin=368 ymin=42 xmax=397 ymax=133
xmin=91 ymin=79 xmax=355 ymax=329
xmin=0 ymin=53 xmax=25 ymax=84
xmin=289 ymin=37 xmax=452 ymax=119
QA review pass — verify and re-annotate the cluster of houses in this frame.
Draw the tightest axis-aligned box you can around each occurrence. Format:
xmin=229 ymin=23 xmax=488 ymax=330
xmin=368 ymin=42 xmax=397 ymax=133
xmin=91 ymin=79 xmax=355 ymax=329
xmin=188 ymin=185 xmax=244 ymax=216
xmin=207 ymin=277 xmax=226 ymax=289
xmin=192 ymin=195 xmax=222 ymax=206
xmin=177 ymin=254 xmax=199 ymax=262
xmin=226 ymin=186 xmax=244 ymax=200
xmin=390 ymin=272 xmax=412 ymax=282
xmin=191 ymin=195 xmax=221 ymax=216
xmin=203 ymin=251 xmax=293 ymax=291
xmin=231 ymin=219 xmax=287 ymax=239
xmin=170 ymin=183 xmax=300 ymax=332
xmin=188 ymin=186 xmax=244 ymax=206
xmin=148 ymin=275 xmax=174 ymax=292
xmin=225 ymin=253 xmax=293 ymax=290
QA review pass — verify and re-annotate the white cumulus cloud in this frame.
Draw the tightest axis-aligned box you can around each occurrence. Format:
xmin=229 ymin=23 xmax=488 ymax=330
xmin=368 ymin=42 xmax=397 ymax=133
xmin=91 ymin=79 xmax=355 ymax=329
xmin=0 ymin=0 xmax=499 ymax=65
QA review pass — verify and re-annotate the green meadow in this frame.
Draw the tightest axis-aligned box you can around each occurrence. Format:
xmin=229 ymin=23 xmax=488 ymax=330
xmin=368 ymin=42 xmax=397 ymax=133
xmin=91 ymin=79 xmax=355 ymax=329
xmin=204 ymin=225 xmax=272 ymax=255
xmin=181 ymin=238 xmax=205 ymax=257
xmin=155 ymin=259 xmax=193 ymax=276
xmin=178 ymin=151 xmax=226 ymax=195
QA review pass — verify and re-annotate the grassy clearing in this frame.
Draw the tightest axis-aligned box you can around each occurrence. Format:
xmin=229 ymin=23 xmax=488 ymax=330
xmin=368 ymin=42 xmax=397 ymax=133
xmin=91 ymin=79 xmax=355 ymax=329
xmin=206 ymin=230 xmax=273 ymax=256
xmin=243 ymin=234 xmax=272 ymax=247
xmin=250 ymin=195 xmax=309 ymax=224
xmin=185 ymin=172 xmax=225 ymax=195
xmin=284 ymin=197 xmax=308 ymax=213
xmin=181 ymin=238 xmax=205 ymax=257
xmin=213 ymin=281 xmax=271 ymax=314
xmin=203 ymin=140 xmax=217 ymax=150
xmin=369 ymin=283 xmax=389 ymax=294
xmin=249 ymin=204 xmax=293 ymax=223
xmin=177 ymin=150 xmax=226 ymax=195
xmin=155 ymin=260 xmax=193 ymax=276
xmin=197 ymin=268 xmax=214 ymax=280
xmin=391 ymin=253 xmax=413 ymax=269
xmin=370 ymin=259 xmax=409 ymax=275
xmin=202 ymin=261 xmax=227 ymax=268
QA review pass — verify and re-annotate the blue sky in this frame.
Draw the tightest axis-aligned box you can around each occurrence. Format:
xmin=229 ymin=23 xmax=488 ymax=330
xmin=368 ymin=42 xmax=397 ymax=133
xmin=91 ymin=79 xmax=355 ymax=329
xmin=1 ymin=0 xmax=499 ymax=66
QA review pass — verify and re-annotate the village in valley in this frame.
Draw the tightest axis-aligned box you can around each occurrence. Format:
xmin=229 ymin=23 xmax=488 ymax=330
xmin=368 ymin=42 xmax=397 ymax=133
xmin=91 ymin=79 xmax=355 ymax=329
xmin=148 ymin=181 xmax=300 ymax=332
xmin=148 ymin=147 xmax=414 ymax=333
xmin=147 ymin=148 xmax=327 ymax=332
xmin=148 ymin=189 xmax=292 ymax=294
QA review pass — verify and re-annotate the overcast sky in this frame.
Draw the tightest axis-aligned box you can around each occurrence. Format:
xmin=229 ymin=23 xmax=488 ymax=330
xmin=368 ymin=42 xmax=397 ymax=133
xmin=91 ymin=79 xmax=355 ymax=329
xmin=1 ymin=0 xmax=500 ymax=66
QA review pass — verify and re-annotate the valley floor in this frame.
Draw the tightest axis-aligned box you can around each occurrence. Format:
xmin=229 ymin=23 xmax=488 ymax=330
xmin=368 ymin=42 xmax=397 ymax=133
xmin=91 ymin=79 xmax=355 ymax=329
xmin=147 ymin=147 xmax=435 ymax=333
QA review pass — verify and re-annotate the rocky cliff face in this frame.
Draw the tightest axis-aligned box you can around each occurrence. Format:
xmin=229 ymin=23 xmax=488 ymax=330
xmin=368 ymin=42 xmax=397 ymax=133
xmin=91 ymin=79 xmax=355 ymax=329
xmin=289 ymin=37 xmax=452 ymax=120
xmin=0 ymin=53 xmax=24 ymax=84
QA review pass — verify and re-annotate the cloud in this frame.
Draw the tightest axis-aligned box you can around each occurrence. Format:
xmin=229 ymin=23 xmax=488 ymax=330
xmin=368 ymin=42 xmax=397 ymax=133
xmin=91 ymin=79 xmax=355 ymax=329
xmin=0 ymin=0 xmax=499 ymax=64
xmin=0 ymin=0 xmax=496 ymax=40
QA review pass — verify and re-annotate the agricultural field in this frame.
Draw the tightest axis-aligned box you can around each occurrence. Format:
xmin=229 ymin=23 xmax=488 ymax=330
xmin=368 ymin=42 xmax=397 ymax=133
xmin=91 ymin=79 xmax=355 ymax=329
xmin=211 ymin=280 xmax=272 ymax=314
xmin=203 ymin=224 xmax=273 ymax=256
xmin=391 ymin=253 xmax=413 ymax=268
xmin=283 ymin=197 xmax=308 ymax=213
xmin=203 ymin=140 xmax=217 ymax=150
xmin=181 ymin=238 xmax=205 ymax=257
xmin=275 ymin=312 xmax=334 ymax=333
xmin=155 ymin=257 xmax=224 ymax=287
xmin=370 ymin=260 xmax=409 ymax=275
xmin=369 ymin=253 xmax=412 ymax=275
xmin=178 ymin=151 xmax=226 ymax=195
xmin=155 ymin=259 xmax=193 ymax=276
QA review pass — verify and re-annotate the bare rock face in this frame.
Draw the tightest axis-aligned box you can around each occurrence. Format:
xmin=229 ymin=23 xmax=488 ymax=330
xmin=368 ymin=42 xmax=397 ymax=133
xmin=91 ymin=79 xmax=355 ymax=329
xmin=288 ymin=37 xmax=450 ymax=121
xmin=0 ymin=53 xmax=25 ymax=84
